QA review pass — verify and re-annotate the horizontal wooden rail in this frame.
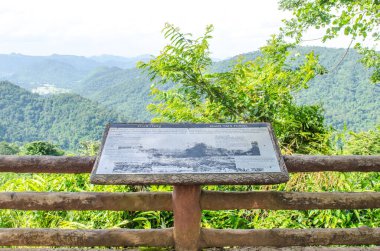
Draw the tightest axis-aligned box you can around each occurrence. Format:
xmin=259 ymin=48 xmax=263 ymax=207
xmin=200 ymin=227 xmax=380 ymax=247
xmin=0 ymin=155 xmax=379 ymax=174
xmin=0 ymin=192 xmax=172 ymax=211
xmin=0 ymin=156 xmax=94 ymax=173
xmin=202 ymin=248 xmax=380 ymax=251
xmin=1 ymin=191 xmax=379 ymax=211
xmin=0 ymin=248 xmax=379 ymax=251
xmin=284 ymin=155 xmax=380 ymax=172
xmin=0 ymin=249 xmax=141 ymax=251
xmin=201 ymin=191 xmax=380 ymax=210
xmin=0 ymin=228 xmax=174 ymax=247
xmin=0 ymin=227 xmax=378 ymax=248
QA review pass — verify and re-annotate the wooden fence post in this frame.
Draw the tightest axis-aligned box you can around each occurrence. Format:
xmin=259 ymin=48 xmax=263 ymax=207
xmin=173 ymin=185 xmax=202 ymax=251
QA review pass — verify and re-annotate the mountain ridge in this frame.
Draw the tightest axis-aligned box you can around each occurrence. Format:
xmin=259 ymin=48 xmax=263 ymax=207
xmin=0 ymin=46 xmax=378 ymax=147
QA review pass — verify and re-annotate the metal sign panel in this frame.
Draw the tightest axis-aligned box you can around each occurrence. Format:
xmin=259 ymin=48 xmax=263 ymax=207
xmin=90 ymin=123 xmax=288 ymax=185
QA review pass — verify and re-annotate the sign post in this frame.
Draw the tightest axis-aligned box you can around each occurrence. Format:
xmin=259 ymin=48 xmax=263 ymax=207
xmin=91 ymin=123 xmax=289 ymax=250
xmin=172 ymin=185 xmax=202 ymax=250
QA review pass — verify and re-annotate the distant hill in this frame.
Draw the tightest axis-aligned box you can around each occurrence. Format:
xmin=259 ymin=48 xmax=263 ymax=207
xmin=0 ymin=53 xmax=149 ymax=90
xmin=294 ymin=47 xmax=379 ymax=131
xmin=90 ymin=55 xmax=151 ymax=69
xmin=0 ymin=47 xmax=378 ymax=133
xmin=0 ymin=54 xmax=98 ymax=90
xmin=75 ymin=67 xmax=153 ymax=121
xmin=0 ymin=81 xmax=123 ymax=149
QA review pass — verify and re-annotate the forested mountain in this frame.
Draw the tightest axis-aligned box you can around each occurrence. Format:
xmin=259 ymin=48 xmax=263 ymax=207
xmin=0 ymin=81 xmax=123 ymax=149
xmin=75 ymin=67 xmax=152 ymax=121
xmin=0 ymin=46 xmax=378 ymax=150
xmin=295 ymin=47 xmax=379 ymax=131
xmin=76 ymin=47 xmax=378 ymax=131
xmin=210 ymin=47 xmax=379 ymax=131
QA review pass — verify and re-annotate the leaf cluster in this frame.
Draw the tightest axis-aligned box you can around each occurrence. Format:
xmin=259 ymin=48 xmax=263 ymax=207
xmin=138 ymin=24 xmax=331 ymax=154
xmin=279 ymin=0 xmax=380 ymax=82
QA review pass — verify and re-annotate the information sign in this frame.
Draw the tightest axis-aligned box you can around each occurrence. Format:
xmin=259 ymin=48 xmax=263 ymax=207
xmin=90 ymin=123 xmax=288 ymax=185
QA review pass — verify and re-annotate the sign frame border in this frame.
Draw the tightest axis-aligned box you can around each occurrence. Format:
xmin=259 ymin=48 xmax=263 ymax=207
xmin=90 ymin=123 xmax=289 ymax=185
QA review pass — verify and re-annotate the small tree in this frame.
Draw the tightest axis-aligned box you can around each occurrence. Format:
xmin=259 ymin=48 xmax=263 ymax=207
xmin=21 ymin=141 xmax=64 ymax=156
xmin=138 ymin=24 xmax=331 ymax=154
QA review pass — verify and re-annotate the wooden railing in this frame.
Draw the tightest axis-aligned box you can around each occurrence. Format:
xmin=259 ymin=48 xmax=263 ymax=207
xmin=0 ymin=155 xmax=379 ymax=250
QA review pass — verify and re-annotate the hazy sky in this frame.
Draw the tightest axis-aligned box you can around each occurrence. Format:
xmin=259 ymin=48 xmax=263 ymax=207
xmin=0 ymin=0 xmax=354 ymax=59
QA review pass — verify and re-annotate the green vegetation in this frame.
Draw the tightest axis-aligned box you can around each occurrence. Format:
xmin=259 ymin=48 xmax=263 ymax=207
xmin=76 ymin=67 xmax=153 ymax=121
xmin=294 ymin=46 xmax=379 ymax=131
xmin=0 ymin=81 xmax=123 ymax=149
xmin=79 ymin=45 xmax=379 ymax=132
xmin=138 ymin=24 xmax=330 ymax=154
xmin=212 ymin=47 xmax=379 ymax=132
xmin=0 ymin=48 xmax=378 ymax=136
xmin=21 ymin=141 xmax=64 ymax=156
xmin=0 ymin=7 xmax=378 ymax=238
xmin=336 ymin=126 xmax=380 ymax=155
xmin=0 ymin=142 xmax=378 ymax=230
xmin=1 ymin=47 xmax=378 ymax=133
xmin=280 ymin=0 xmax=380 ymax=83
xmin=0 ymin=142 xmax=19 ymax=155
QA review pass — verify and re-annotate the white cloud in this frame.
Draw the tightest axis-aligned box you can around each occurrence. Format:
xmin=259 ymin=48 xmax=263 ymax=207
xmin=0 ymin=0 xmax=355 ymax=59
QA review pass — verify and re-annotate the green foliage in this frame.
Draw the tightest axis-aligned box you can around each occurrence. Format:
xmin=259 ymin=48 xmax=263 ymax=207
xmin=0 ymin=48 xmax=377 ymax=137
xmin=279 ymin=0 xmax=380 ymax=83
xmin=0 ymin=173 xmax=173 ymax=230
xmin=213 ymin=47 xmax=380 ymax=132
xmin=0 ymin=141 xmax=19 ymax=155
xmin=138 ymin=24 xmax=331 ymax=154
xmin=76 ymin=67 xmax=153 ymax=122
xmin=337 ymin=126 xmax=380 ymax=155
xmin=78 ymin=140 xmax=100 ymax=156
xmin=21 ymin=141 xmax=64 ymax=156
xmin=0 ymin=81 xmax=123 ymax=150
xmin=0 ymin=129 xmax=379 ymax=230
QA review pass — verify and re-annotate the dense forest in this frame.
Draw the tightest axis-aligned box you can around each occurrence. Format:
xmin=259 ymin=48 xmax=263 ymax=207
xmin=0 ymin=81 xmax=122 ymax=149
xmin=0 ymin=47 xmax=378 ymax=150
xmin=75 ymin=67 xmax=152 ymax=121
xmin=1 ymin=47 xmax=378 ymax=133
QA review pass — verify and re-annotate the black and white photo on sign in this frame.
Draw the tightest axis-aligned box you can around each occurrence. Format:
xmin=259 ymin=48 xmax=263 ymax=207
xmin=95 ymin=125 xmax=282 ymax=175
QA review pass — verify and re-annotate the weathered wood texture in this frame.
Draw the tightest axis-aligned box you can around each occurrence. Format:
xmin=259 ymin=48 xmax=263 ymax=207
xmin=0 ymin=249 xmax=140 ymax=251
xmin=1 ymin=191 xmax=379 ymax=211
xmin=91 ymin=172 xmax=289 ymax=185
xmin=0 ymin=248 xmax=379 ymax=251
xmin=1 ymin=155 xmax=379 ymax=174
xmin=0 ymin=192 xmax=172 ymax=211
xmin=204 ymin=247 xmax=380 ymax=251
xmin=0 ymin=248 xmax=141 ymax=251
xmin=201 ymin=191 xmax=380 ymax=210
xmin=200 ymin=227 xmax=380 ymax=247
xmin=0 ymin=228 xmax=174 ymax=247
xmin=284 ymin=155 xmax=380 ymax=172
xmin=0 ymin=156 xmax=93 ymax=173
xmin=173 ymin=185 xmax=202 ymax=251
